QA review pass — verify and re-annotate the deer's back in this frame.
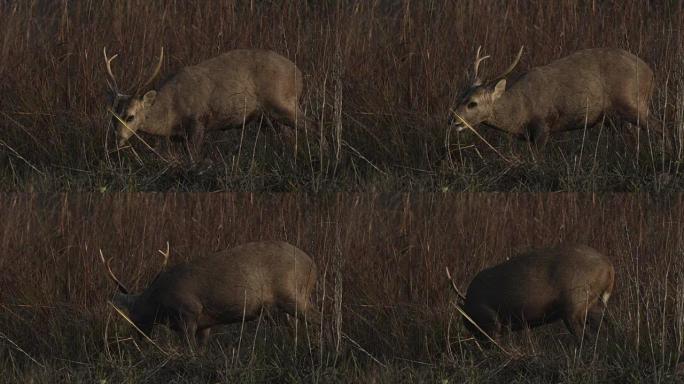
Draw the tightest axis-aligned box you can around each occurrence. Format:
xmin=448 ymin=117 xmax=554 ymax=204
xmin=509 ymin=48 xmax=653 ymax=127
xmin=532 ymin=48 xmax=651 ymax=85
xmin=147 ymin=241 xmax=316 ymax=315
xmin=161 ymin=49 xmax=303 ymax=126
xmin=197 ymin=49 xmax=302 ymax=103
xmin=465 ymin=244 xmax=612 ymax=319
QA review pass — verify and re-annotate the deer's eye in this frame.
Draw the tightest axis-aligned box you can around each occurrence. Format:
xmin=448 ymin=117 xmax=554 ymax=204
xmin=467 ymin=101 xmax=478 ymax=109
xmin=125 ymin=115 xmax=134 ymax=123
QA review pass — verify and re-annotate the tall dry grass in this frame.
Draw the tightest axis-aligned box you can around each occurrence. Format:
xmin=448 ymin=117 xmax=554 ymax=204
xmin=0 ymin=193 xmax=682 ymax=382
xmin=0 ymin=1 xmax=683 ymax=191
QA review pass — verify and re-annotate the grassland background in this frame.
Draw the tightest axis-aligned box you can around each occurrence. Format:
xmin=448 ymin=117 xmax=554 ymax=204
xmin=0 ymin=193 xmax=683 ymax=382
xmin=1 ymin=0 xmax=683 ymax=192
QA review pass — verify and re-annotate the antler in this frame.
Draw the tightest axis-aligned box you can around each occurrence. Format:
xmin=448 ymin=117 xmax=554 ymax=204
xmin=103 ymin=47 xmax=119 ymax=92
xmin=138 ymin=47 xmax=164 ymax=92
xmin=104 ymin=46 xmax=163 ymax=99
xmin=148 ymin=242 xmax=171 ymax=284
xmin=445 ymin=267 xmax=466 ymax=302
xmin=103 ymin=47 xmax=131 ymax=110
xmin=157 ymin=241 xmax=170 ymax=271
xmin=472 ymin=46 xmax=491 ymax=86
xmin=99 ymin=249 xmax=130 ymax=294
xmin=493 ymin=45 xmax=524 ymax=82
xmin=103 ymin=47 xmax=128 ymax=97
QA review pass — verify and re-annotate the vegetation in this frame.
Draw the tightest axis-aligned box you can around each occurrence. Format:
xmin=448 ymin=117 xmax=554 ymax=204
xmin=1 ymin=1 xmax=683 ymax=191
xmin=1 ymin=193 xmax=683 ymax=382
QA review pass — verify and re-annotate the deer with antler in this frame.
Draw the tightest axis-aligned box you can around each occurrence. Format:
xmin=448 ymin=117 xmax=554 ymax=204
xmin=99 ymin=241 xmax=320 ymax=349
xmin=448 ymin=47 xmax=665 ymax=149
xmin=446 ymin=244 xmax=615 ymax=342
xmin=104 ymin=48 xmax=324 ymax=159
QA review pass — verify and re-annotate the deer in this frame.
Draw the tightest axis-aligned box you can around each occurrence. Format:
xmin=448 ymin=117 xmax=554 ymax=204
xmin=103 ymin=48 xmax=325 ymax=160
xmin=447 ymin=47 xmax=666 ymax=151
xmin=446 ymin=244 xmax=615 ymax=343
xmin=99 ymin=241 xmax=320 ymax=350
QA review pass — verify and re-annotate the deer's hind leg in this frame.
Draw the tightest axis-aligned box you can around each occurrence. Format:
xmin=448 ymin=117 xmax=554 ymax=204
xmin=618 ymin=97 xmax=671 ymax=153
xmin=279 ymin=298 xmax=321 ymax=347
xmin=196 ymin=327 xmax=211 ymax=349
xmin=280 ymin=297 xmax=320 ymax=326
xmin=585 ymin=303 xmax=610 ymax=333
xmin=268 ymin=99 xmax=327 ymax=151
xmin=562 ymin=290 xmax=605 ymax=342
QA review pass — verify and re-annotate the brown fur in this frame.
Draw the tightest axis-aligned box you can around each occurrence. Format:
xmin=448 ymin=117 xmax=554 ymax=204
xmin=449 ymin=48 xmax=663 ymax=148
xmin=462 ymin=244 xmax=614 ymax=341
xmin=105 ymin=241 xmax=319 ymax=348
xmin=111 ymin=49 xmax=323 ymax=155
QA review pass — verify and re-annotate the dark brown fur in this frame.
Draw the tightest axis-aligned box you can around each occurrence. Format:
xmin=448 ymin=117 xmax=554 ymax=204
xmin=449 ymin=48 xmax=662 ymax=148
xmin=110 ymin=49 xmax=324 ymax=155
xmin=105 ymin=241 xmax=319 ymax=348
xmin=462 ymin=244 xmax=614 ymax=341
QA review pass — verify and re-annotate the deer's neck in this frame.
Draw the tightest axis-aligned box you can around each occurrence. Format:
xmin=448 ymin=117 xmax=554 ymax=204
xmin=488 ymin=88 xmax=529 ymax=136
xmin=129 ymin=292 xmax=157 ymax=335
xmin=141 ymin=92 xmax=178 ymax=136
xmin=113 ymin=292 xmax=139 ymax=313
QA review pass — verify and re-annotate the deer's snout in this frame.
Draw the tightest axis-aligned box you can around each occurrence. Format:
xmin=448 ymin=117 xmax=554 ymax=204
xmin=447 ymin=111 xmax=467 ymax=132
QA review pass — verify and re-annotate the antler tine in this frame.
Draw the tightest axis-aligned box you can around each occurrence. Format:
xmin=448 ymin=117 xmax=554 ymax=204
xmin=445 ymin=267 xmax=467 ymax=302
xmin=149 ymin=242 xmax=170 ymax=284
xmin=472 ymin=45 xmax=491 ymax=85
xmin=103 ymin=47 xmax=120 ymax=92
xmin=494 ymin=45 xmax=524 ymax=81
xmin=139 ymin=47 xmax=164 ymax=92
xmin=157 ymin=241 xmax=170 ymax=270
xmin=99 ymin=249 xmax=130 ymax=294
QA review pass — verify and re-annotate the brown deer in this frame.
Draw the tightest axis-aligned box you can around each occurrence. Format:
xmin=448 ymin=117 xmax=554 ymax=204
xmin=100 ymin=241 xmax=320 ymax=349
xmin=447 ymin=244 xmax=614 ymax=342
xmin=448 ymin=47 xmax=664 ymax=149
xmin=104 ymin=48 xmax=324 ymax=159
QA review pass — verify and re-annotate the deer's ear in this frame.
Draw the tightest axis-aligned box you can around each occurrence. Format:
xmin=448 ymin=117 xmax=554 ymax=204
xmin=492 ymin=79 xmax=506 ymax=101
xmin=142 ymin=90 xmax=157 ymax=107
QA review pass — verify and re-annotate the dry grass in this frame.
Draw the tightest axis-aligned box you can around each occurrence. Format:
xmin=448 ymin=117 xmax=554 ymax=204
xmin=0 ymin=193 xmax=682 ymax=382
xmin=1 ymin=1 xmax=683 ymax=191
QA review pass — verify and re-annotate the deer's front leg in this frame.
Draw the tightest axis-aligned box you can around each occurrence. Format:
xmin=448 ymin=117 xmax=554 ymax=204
xmin=196 ymin=327 xmax=211 ymax=349
xmin=527 ymin=120 xmax=550 ymax=147
xmin=187 ymin=118 xmax=206 ymax=162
